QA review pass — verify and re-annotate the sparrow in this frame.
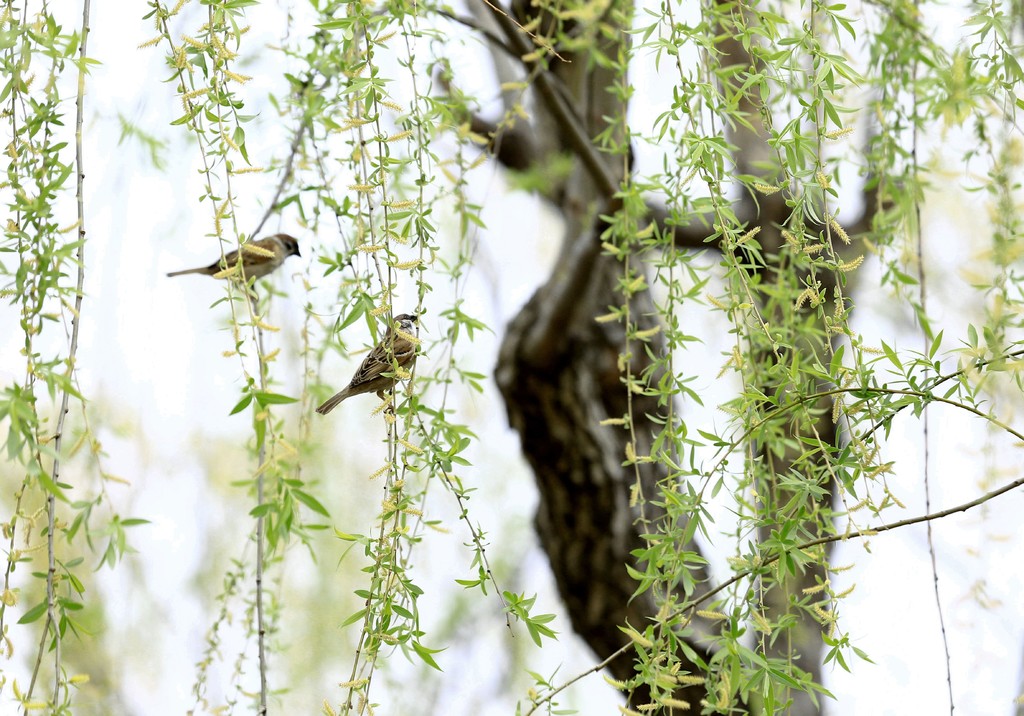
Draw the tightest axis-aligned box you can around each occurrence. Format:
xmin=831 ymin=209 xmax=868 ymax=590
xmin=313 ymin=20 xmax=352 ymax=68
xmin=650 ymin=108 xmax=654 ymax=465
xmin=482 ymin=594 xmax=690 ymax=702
xmin=167 ymin=233 xmax=301 ymax=280
xmin=316 ymin=313 xmax=419 ymax=414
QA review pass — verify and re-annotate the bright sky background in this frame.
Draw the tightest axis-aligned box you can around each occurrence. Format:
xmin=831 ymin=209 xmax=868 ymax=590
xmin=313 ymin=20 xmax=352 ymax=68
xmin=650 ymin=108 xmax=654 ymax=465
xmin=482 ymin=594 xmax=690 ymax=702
xmin=1 ymin=1 xmax=1023 ymax=714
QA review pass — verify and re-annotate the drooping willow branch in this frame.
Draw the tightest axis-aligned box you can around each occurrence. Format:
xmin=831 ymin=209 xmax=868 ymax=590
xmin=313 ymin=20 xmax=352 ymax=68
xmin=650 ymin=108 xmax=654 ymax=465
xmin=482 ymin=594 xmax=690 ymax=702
xmin=698 ymin=347 xmax=1024 ymax=497
xmin=525 ymin=355 xmax=1024 ymax=713
xmin=26 ymin=0 xmax=93 ymax=709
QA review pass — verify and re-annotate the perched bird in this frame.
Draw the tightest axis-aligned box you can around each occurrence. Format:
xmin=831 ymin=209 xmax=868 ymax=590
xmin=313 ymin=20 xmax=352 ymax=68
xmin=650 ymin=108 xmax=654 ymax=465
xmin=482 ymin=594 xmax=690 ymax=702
xmin=316 ymin=313 xmax=419 ymax=414
xmin=167 ymin=233 xmax=301 ymax=280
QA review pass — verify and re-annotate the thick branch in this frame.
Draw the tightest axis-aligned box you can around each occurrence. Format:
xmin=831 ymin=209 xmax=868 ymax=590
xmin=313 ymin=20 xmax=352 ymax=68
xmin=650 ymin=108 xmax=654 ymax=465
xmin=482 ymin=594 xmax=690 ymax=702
xmin=477 ymin=0 xmax=618 ymax=198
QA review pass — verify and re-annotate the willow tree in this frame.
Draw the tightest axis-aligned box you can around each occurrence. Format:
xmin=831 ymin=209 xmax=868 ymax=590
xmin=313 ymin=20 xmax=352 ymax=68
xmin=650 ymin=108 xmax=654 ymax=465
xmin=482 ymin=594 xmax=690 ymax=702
xmin=3 ymin=0 xmax=1023 ymax=714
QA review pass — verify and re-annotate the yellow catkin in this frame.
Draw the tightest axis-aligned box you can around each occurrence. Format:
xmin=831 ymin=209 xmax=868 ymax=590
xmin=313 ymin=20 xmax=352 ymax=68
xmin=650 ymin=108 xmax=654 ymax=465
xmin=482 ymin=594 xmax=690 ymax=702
xmin=696 ymin=610 xmax=728 ymax=621
xmin=825 ymin=126 xmax=854 ymax=140
xmin=829 ymin=215 xmax=851 ymax=244
xmin=181 ymin=35 xmax=206 ymax=50
xmin=183 ymin=87 xmax=210 ymax=104
xmin=802 ymin=580 xmax=829 ymax=595
xmin=397 ymin=438 xmax=423 ymax=454
xmin=212 ymin=265 xmax=239 ymax=279
xmin=706 ymin=293 xmax=728 ymax=310
xmin=795 ymin=287 xmax=816 ymax=309
xmin=395 ymin=328 xmax=420 ymax=345
xmin=838 ymin=255 xmax=865 ymax=272
xmin=241 ymin=242 xmax=274 ymax=257
xmin=736 ymin=226 xmax=761 ymax=245
xmin=812 ymin=605 xmax=835 ymax=625
xmin=716 ymin=672 xmax=731 ymax=709
xmin=210 ymin=34 xmax=237 ymax=60
xmin=623 ymin=626 xmax=653 ymax=648
xmin=338 ymin=679 xmax=369 ymax=688
xmin=660 ymin=697 xmax=691 ymax=710
xmin=224 ymin=70 xmax=252 ymax=83
xmin=172 ymin=47 xmax=188 ymax=70
xmin=367 ymin=464 xmax=391 ymax=480
xmin=886 ymin=489 xmax=907 ymax=509
xmin=715 ymin=355 xmax=735 ymax=379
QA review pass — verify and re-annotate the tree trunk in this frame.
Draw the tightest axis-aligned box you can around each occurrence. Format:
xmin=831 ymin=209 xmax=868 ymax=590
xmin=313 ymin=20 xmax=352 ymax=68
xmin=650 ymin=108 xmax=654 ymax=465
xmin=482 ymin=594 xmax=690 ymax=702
xmin=482 ymin=0 xmax=876 ymax=709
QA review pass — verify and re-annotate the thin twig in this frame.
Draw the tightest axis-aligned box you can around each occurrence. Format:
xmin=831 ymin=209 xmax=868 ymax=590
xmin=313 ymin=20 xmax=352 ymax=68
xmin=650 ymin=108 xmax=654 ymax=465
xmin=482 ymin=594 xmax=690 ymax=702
xmin=243 ymin=21 xmax=341 ymax=715
xmin=32 ymin=0 xmax=93 ymax=709
xmin=251 ymin=120 xmax=308 ymax=239
xmin=252 ymin=293 xmax=269 ymax=715
xmin=479 ymin=0 xmax=570 ymax=62
xmin=412 ymin=414 xmax=510 ymax=630
xmin=250 ymin=30 xmax=335 ymax=240
xmin=910 ymin=16 xmax=953 ymax=710
xmin=436 ymin=9 xmax=519 ymax=61
xmin=523 ymin=644 xmax=631 ymax=716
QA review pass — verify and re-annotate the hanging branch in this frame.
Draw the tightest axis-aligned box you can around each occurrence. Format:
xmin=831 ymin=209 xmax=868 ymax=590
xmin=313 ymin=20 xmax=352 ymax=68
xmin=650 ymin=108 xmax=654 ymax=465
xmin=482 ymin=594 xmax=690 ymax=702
xmin=27 ymin=0 xmax=93 ymax=709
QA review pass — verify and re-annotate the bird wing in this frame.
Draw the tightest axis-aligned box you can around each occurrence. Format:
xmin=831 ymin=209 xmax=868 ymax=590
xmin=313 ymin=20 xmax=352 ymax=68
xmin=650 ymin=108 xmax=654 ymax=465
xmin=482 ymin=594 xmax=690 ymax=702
xmin=348 ymin=334 xmax=415 ymax=390
xmin=348 ymin=344 xmax=396 ymax=389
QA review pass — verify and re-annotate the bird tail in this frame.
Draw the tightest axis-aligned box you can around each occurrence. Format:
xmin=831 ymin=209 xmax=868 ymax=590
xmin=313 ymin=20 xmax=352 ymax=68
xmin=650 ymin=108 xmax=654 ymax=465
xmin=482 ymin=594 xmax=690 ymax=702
xmin=166 ymin=267 xmax=214 ymax=277
xmin=316 ymin=388 xmax=352 ymax=415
